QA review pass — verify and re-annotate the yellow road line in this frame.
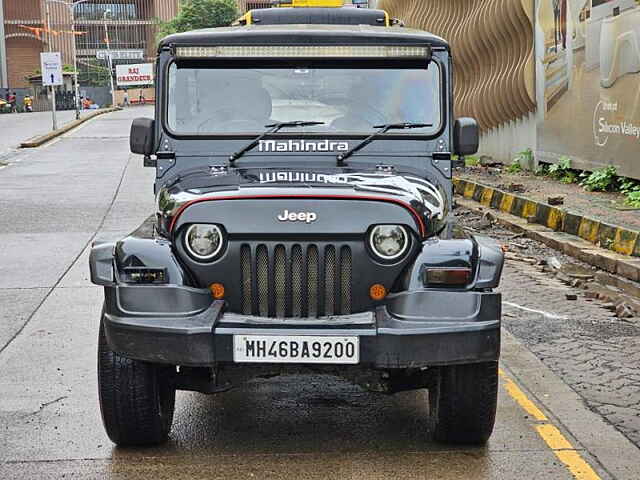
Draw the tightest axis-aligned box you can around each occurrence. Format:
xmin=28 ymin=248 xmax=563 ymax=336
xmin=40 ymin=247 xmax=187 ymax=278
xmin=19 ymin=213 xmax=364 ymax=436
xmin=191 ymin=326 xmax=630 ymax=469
xmin=499 ymin=368 xmax=602 ymax=480
xmin=499 ymin=369 xmax=547 ymax=421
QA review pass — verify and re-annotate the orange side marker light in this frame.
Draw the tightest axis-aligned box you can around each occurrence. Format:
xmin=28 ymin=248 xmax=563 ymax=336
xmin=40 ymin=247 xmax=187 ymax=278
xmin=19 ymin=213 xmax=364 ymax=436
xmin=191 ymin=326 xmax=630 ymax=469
xmin=369 ymin=283 xmax=387 ymax=301
xmin=209 ymin=283 xmax=225 ymax=299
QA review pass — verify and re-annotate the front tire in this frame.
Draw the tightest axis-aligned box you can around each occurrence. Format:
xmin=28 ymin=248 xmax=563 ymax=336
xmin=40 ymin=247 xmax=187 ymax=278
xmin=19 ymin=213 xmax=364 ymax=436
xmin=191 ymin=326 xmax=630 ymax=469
xmin=97 ymin=311 xmax=176 ymax=446
xmin=429 ymin=361 xmax=498 ymax=445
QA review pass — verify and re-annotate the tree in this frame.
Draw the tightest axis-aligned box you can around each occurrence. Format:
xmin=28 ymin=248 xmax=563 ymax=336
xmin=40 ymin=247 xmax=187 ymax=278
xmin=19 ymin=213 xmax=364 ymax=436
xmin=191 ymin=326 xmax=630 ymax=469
xmin=158 ymin=0 xmax=239 ymax=38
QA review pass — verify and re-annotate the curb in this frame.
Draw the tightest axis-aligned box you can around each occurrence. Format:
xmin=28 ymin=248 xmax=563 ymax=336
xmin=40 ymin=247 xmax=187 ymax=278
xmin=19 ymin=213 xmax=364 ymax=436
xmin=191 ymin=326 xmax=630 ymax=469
xmin=501 ymin=329 xmax=640 ymax=480
xmin=19 ymin=107 xmax=122 ymax=148
xmin=454 ymin=178 xmax=640 ymax=283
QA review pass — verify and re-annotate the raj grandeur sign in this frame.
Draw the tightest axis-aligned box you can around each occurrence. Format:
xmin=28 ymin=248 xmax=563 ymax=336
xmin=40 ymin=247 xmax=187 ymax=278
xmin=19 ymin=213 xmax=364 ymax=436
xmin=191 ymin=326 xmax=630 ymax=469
xmin=116 ymin=63 xmax=153 ymax=87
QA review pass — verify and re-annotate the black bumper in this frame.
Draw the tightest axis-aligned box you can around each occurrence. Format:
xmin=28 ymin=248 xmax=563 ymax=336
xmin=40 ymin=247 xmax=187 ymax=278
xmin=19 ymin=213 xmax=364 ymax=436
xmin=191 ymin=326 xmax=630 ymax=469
xmin=103 ymin=286 xmax=501 ymax=368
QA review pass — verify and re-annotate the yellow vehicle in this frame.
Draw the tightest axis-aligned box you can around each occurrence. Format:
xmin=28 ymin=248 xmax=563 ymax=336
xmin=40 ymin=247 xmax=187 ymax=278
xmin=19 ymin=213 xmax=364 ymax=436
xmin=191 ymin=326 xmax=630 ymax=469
xmin=235 ymin=0 xmax=390 ymax=27
xmin=275 ymin=0 xmax=344 ymax=6
xmin=0 ymin=98 xmax=11 ymax=113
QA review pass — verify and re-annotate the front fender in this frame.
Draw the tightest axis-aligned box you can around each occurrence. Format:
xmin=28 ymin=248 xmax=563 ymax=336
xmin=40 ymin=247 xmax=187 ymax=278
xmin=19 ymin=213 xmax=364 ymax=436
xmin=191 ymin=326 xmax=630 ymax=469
xmin=89 ymin=216 xmax=190 ymax=288
xmin=405 ymin=235 xmax=504 ymax=291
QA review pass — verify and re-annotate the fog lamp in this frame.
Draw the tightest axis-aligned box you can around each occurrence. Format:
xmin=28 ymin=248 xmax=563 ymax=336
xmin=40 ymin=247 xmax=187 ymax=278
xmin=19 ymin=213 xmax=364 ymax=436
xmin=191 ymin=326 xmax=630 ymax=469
xmin=121 ymin=267 xmax=167 ymax=284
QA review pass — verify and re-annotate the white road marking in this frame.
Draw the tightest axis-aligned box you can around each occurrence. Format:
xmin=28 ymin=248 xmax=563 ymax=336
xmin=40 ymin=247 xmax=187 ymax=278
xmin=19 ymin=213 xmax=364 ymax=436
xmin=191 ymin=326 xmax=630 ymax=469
xmin=503 ymin=301 xmax=569 ymax=320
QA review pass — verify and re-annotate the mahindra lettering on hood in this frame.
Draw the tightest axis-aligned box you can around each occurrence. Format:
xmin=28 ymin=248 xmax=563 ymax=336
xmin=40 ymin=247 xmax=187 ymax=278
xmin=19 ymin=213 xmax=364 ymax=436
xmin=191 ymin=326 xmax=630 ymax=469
xmin=258 ymin=139 xmax=349 ymax=152
xmin=90 ymin=16 xmax=504 ymax=450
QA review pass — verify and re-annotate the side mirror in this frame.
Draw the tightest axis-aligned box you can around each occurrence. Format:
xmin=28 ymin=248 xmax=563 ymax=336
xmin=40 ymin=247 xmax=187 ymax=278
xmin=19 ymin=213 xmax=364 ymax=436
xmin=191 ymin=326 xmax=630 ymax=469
xmin=453 ymin=117 xmax=479 ymax=156
xmin=130 ymin=117 xmax=155 ymax=156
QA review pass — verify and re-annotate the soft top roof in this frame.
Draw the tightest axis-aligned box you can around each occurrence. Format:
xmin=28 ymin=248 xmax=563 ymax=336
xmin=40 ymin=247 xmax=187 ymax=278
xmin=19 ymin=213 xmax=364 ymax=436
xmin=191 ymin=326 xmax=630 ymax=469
xmin=247 ymin=7 xmax=387 ymax=26
xmin=158 ymin=24 xmax=449 ymax=52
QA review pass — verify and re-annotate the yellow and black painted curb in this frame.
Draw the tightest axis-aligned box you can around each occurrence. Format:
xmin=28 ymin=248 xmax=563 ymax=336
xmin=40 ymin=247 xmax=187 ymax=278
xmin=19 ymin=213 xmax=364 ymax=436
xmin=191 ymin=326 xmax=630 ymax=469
xmin=453 ymin=178 xmax=640 ymax=257
xmin=19 ymin=107 xmax=122 ymax=149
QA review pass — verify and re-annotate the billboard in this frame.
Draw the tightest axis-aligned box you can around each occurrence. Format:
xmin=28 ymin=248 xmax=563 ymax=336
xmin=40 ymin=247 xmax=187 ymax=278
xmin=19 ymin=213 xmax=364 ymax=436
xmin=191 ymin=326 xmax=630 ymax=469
xmin=116 ymin=63 xmax=153 ymax=87
xmin=536 ymin=0 xmax=640 ymax=178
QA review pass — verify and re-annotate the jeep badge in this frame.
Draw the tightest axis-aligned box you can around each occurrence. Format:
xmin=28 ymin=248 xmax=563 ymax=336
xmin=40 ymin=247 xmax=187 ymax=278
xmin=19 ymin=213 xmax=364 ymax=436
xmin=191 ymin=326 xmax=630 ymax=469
xmin=277 ymin=210 xmax=318 ymax=223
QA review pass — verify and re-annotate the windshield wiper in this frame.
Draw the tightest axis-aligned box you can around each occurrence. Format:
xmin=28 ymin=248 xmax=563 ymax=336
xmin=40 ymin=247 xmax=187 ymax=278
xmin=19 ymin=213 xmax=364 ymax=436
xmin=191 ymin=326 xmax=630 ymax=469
xmin=336 ymin=122 xmax=433 ymax=166
xmin=228 ymin=120 xmax=325 ymax=163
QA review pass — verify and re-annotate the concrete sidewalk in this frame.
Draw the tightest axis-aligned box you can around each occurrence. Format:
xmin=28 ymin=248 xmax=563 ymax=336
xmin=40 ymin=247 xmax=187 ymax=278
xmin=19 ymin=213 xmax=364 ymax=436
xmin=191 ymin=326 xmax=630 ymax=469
xmin=458 ymin=167 xmax=640 ymax=232
xmin=0 ymin=110 xmax=80 ymax=156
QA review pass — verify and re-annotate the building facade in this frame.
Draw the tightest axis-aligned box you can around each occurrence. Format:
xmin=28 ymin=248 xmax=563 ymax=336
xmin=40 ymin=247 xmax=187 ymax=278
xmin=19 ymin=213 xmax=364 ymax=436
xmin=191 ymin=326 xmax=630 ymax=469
xmin=0 ymin=0 xmax=181 ymax=89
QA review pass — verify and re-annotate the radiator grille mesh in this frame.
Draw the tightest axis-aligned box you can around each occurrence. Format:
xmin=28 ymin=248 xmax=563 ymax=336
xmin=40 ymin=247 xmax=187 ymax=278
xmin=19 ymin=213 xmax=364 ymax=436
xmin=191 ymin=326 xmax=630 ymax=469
xmin=239 ymin=243 xmax=352 ymax=318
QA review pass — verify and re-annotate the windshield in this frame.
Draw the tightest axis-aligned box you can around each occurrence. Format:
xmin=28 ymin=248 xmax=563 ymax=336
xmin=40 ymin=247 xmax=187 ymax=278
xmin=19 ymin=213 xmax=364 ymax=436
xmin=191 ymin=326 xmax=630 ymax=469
xmin=167 ymin=63 xmax=441 ymax=135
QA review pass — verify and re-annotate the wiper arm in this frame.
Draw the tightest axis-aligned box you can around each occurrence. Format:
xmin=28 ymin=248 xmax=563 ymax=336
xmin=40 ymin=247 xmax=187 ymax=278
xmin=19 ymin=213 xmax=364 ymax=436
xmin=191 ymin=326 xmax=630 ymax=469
xmin=229 ymin=120 xmax=325 ymax=163
xmin=336 ymin=122 xmax=433 ymax=166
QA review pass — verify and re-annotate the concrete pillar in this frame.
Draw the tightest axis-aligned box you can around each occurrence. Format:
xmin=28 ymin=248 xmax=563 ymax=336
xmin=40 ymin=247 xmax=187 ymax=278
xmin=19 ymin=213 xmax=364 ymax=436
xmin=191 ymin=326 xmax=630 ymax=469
xmin=0 ymin=0 xmax=8 ymax=88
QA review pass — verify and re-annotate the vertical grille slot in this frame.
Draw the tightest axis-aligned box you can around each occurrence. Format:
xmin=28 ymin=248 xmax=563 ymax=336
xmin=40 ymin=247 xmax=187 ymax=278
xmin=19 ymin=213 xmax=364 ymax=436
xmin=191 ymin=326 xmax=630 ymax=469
xmin=324 ymin=246 xmax=336 ymax=316
xmin=240 ymin=245 xmax=252 ymax=315
xmin=340 ymin=246 xmax=352 ymax=315
xmin=239 ymin=243 xmax=352 ymax=318
xmin=256 ymin=245 xmax=269 ymax=317
xmin=274 ymin=245 xmax=287 ymax=318
xmin=307 ymin=245 xmax=319 ymax=318
xmin=291 ymin=245 xmax=303 ymax=317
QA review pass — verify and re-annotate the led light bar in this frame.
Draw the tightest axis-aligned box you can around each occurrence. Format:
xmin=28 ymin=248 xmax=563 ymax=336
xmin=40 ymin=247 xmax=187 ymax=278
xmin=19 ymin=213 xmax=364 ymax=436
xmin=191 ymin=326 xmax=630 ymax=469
xmin=174 ymin=45 xmax=430 ymax=59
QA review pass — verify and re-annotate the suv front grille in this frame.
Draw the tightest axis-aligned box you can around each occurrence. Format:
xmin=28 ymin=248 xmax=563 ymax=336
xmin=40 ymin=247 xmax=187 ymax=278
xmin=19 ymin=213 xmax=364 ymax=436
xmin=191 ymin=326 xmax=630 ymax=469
xmin=240 ymin=243 xmax=352 ymax=318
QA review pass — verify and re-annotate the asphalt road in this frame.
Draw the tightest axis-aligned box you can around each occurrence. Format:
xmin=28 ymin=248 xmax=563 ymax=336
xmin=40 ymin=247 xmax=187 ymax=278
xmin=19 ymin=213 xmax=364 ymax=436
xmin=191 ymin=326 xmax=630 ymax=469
xmin=0 ymin=108 xmax=638 ymax=479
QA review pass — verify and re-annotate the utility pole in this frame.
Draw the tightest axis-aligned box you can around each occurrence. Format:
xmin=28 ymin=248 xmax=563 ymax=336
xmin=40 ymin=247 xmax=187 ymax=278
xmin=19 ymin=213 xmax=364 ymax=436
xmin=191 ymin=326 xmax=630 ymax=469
xmin=46 ymin=0 xmax=89 ymax=120
xmin=103 ymin=10 xmax=116 ymax=107
xmin=69 ymin=7 xmax=80 ymax=119
xmin=45 ymin=1 xmax=58 ymax=131
xmin=0 ymin=0 xmax=8 ymax=89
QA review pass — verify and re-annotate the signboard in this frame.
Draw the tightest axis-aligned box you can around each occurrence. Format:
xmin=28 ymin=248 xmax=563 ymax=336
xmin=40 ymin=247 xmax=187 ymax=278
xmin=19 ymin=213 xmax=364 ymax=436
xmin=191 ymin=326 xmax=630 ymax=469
xmin=116 ymin=63 xmax=153 ymax=87
xmin=40 ymin=52 xmax=63 ymax=86
xmin=536 ymin=0 xmax=640 ymax=179
xmin=97 ymin=49 xmax=144 ymax=61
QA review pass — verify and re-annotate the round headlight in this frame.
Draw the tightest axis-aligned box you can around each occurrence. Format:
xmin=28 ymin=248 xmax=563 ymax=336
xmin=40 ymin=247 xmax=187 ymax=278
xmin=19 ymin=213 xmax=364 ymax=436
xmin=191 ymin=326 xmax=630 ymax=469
xmin=369 ymin=225 xmax=409 ymax=260
xmin=184 ymin=224 xmax=223 ymax=260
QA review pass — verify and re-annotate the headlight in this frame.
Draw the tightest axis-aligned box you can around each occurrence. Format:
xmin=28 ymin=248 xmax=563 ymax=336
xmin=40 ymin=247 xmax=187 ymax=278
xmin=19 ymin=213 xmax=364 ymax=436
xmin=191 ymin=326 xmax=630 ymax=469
xmin=184 ymin=224 xmax=223 ymax=260
xmin=369 ymin=225 xmax=409 ymax=260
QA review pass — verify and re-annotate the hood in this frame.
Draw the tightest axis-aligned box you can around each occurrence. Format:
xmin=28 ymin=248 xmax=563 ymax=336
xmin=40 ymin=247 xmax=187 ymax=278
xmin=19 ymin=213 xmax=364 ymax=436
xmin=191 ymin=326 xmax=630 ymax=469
xmin=156 ymin=166 xmax=448 ymax=238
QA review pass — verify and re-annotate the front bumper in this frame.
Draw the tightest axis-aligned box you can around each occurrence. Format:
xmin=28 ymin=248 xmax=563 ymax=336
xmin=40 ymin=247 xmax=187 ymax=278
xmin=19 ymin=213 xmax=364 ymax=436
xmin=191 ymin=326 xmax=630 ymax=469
xmin=103 ymin=286 xmax=501 ymax=368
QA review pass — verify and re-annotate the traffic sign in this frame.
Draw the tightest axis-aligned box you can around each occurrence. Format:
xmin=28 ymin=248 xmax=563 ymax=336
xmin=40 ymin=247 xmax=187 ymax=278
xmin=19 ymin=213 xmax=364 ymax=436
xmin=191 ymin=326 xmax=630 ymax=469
xmin=40 ymin=52 xmax=63 ymax=86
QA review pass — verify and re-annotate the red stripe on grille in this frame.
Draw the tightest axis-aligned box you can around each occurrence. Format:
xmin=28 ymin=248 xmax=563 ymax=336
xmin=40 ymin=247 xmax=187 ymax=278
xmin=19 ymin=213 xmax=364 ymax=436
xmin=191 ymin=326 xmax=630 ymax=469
xmin=168 ymin=194 xmax=427 ymax=236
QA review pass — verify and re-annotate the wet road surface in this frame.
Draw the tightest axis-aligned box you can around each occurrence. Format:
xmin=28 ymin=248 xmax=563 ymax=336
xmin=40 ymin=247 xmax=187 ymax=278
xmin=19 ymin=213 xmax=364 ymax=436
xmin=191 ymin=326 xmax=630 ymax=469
xmin=0 ymin=108 xmax=637 ymax=479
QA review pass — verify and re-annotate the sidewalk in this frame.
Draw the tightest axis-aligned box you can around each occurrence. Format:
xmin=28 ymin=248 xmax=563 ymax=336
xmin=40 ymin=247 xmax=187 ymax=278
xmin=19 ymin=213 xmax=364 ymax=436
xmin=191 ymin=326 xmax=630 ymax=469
xmin=0 ymin=110 xmax=79 ymax=156
xmin=458 ymin=167 xmax=640 ymax=232
xmin=454 ymin=167 xmax=640 ymax=283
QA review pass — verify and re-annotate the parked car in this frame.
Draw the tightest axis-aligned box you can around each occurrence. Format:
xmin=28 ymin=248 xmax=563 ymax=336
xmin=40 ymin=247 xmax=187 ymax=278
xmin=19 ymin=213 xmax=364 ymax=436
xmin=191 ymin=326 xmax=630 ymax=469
xmin=90 ymin=6 xmax=504 ymax=447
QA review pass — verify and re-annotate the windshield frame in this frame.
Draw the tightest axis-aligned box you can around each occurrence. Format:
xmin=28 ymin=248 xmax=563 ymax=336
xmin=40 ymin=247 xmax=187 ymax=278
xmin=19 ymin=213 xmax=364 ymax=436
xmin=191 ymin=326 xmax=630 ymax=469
xmin=161 ymin=55 xmax=447 ymax=140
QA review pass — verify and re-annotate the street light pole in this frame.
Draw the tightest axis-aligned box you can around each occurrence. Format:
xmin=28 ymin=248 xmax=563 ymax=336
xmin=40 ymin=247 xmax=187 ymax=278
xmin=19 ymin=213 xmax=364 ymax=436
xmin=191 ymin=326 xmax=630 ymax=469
xmin=69 ymin=7 xmax=80 ymax=119
xmin=46 ymin=0 xmax=90 ymax=120
xmin=45 ymin=1 xmax=58 ymax=130
xmin=103 ymin=10 xmax=116 ymax=107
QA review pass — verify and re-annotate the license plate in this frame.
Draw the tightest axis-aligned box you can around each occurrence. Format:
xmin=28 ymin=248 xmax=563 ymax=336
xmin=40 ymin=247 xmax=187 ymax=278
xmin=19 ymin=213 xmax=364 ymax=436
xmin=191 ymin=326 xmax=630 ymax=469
xmin=233 ymin=335 xmax=359 ymax=364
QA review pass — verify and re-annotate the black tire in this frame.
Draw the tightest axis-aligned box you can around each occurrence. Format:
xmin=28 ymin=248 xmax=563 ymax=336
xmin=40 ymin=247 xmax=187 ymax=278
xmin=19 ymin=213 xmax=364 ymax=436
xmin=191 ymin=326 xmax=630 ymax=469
xmin=429 ymin=361 xmax=498 ymax=445
xmin=97 ymin=311 xmax=176 ymax=446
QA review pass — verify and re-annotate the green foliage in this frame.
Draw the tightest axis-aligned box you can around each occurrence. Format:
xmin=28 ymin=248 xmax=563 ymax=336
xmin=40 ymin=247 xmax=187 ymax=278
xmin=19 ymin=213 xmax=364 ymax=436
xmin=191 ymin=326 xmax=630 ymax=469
xmin=158 ymin=0 xmax=239 ymax=38
xmin=580 ymin=166 xmax=618 ymax=192
xmin=560 ymin=171 xmax=577 ymax=184
xmin=625 ymin=190 xmax=640 ymax=208
xmin=513 ymin=148 xmax=533 ymax=168
xmin=464 ymin=156 xmax=479 ymax=167
xmin=619 ymin=177 xmax=639 ymax=195
xmin=506 ymin=161 xmax=522 ymax=174
xmin=534 ymin=165 xmax=548 ymax=176
xmin=547 ymin=156 xmax=572 ymax=179
xmin=77 ymin=59 xmax=112 ymax=87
